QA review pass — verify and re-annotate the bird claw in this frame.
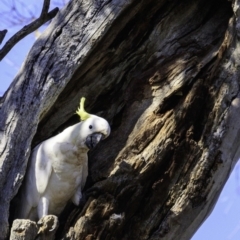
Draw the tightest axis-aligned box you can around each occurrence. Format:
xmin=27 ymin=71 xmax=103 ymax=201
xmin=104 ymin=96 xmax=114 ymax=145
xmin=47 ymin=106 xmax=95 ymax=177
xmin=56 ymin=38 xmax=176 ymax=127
xmin=49 ymin=219 xmax=58 ymax=232
xmin=37 ymin=215 xmax=59 ymax=234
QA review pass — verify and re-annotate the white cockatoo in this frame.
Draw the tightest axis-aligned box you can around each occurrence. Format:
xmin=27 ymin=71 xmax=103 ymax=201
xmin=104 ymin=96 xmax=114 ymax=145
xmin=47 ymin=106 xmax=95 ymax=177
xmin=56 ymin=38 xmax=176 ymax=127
xmin=16 ymin=97 xmax=110 ymax=221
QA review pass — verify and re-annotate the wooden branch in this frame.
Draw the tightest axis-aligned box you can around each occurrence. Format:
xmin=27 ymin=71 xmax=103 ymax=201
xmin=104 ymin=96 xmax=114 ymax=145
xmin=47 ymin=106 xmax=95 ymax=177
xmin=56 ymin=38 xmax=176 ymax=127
xmin=40 ymin=0 xmax=51 ymax=19
xmin=0 ymin=30 xmax=7 ymax=45
xmin=0 ymin=0 xmax=59 ymax=61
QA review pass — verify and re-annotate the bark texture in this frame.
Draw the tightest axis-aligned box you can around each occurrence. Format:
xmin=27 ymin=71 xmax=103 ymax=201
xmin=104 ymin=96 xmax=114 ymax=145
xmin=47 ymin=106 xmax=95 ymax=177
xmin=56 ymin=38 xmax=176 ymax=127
xmin=10 ymin=216 xmax=58 ymax=240
xmin=1 ymin=0 xmax=240 ymax=239
xmin=10 ymin=220 xmax=38 ymax=240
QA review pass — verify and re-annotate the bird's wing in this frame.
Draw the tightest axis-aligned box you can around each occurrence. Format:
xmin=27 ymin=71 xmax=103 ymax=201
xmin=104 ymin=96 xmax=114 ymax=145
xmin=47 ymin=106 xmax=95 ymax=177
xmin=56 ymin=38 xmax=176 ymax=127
xmin=35 ymin=143 xmax=53 ymax=194
xmin=53 ymin=141 xmax=88 ymax=189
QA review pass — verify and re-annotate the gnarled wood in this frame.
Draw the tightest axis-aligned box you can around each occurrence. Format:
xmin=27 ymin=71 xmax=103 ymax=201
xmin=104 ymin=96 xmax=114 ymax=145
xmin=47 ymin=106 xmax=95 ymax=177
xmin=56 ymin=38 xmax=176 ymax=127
xmin=1 ymin=0 xmax=240 ymax=239
xmin=10 ymin=216 xmax=58 ymax=240
xmin=10 ymin=220 xmax=38 ymax=240
xmin=0 ymin=0 xmax=134 ymax=237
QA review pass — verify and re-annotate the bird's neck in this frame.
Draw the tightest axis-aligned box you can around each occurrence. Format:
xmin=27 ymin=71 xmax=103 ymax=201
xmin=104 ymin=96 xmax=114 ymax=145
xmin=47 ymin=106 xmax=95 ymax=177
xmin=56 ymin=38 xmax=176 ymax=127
xmin=59 ymin=122 xmax=86 ymax=148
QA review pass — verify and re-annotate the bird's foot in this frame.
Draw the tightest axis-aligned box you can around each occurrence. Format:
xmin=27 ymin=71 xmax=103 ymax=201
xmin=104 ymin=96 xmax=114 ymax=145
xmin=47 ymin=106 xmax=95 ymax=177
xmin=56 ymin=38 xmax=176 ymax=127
xmin=37 ymin=215 xmax=59 ymax=239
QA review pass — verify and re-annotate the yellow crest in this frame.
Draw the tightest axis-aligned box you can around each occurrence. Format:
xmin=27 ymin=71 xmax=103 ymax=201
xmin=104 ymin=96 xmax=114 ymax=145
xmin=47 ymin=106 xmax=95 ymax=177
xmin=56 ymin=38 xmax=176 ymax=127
xmin=76 ymin=97 xmax=91 ymax=121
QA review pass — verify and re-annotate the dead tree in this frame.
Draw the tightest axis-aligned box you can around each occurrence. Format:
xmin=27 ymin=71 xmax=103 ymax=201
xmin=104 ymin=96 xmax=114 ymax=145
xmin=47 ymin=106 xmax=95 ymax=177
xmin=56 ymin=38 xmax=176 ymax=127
xmin=1 ymin=0 xmax=240 ymax=239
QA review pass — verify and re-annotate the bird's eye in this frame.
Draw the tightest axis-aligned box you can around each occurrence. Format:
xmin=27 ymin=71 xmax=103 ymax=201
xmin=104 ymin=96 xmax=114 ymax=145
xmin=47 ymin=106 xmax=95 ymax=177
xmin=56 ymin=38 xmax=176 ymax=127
xmin=89 ymin=125 xmax=93 ymax=129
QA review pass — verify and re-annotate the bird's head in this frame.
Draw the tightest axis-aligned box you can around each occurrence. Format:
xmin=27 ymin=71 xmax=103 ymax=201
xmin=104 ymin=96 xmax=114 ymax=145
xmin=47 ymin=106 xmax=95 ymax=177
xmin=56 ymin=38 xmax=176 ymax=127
xmin=76 ymin=97 xmax=111 ymax=149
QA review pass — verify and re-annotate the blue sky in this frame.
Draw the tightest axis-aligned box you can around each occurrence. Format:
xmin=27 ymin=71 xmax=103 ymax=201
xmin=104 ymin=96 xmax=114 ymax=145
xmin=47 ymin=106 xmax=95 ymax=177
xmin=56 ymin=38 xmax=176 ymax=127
xmin=0 ymin=1 xmax=240 ymax=239
xmin=0 ymin=0 xmax=61 ymax=95
xmin=0 ymin=30 xmax=35 ymax=96
xmin=193 ymin=165 xmax=240 ymax=240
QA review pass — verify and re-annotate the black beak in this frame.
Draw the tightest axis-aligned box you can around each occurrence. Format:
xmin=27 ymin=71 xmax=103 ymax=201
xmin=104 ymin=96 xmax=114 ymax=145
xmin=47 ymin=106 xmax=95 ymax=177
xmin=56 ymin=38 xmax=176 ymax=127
xmin=85 ymin=133 xmax=104 ymax=149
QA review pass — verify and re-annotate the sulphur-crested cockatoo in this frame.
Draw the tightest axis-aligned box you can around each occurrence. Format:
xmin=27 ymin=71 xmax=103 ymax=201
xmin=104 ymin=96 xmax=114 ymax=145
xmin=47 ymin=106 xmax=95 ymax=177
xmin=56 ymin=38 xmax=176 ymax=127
xmin=16 ymin=97 xmax=110 ymax=221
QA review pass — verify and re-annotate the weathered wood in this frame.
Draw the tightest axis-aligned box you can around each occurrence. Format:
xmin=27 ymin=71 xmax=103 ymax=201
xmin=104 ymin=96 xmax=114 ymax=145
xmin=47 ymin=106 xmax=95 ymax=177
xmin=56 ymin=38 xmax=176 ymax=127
xmin=10 ymin=220 xmax=38 ymax=240
xmin=1 ymin=0 xmax=240 ymax=239
xmin=10 ymin=216 xmax=58 ymax=240
xmin=0 ymin=0 xmax=135 ymax=237
xmin=58 ymin=0 xmax=240 ymax=239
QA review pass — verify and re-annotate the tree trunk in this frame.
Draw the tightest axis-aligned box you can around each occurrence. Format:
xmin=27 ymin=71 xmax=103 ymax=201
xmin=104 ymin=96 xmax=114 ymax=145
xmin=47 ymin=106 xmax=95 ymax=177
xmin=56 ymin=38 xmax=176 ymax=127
xmin=1 ymin=0 xmax=240 ymax=239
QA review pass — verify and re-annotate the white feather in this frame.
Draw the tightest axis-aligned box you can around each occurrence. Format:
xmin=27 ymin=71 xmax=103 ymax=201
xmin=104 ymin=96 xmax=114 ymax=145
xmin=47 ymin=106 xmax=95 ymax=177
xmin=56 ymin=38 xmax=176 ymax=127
xmin=16 ymin=114 xmax=110 ymax=221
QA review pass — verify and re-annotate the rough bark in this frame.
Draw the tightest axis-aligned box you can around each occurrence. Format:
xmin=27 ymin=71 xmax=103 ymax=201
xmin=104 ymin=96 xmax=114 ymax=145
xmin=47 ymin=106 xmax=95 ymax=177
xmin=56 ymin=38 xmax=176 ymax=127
xmin=1 ymin=0 xmax=240 ymax=239
xmin=10 ymin=216 xmax=58 ymax=240
xmin=9 ymin=220 xmax=38 ymax=240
